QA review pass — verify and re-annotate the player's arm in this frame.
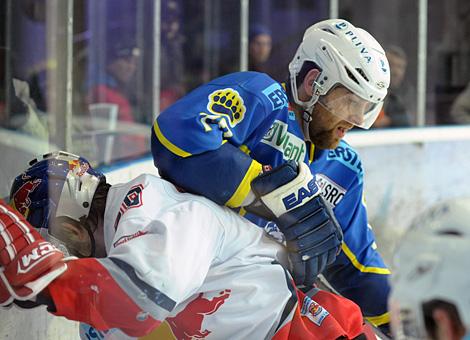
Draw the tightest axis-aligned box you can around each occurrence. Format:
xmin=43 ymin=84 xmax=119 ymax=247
xmin=151 ymin=78 xmax=281 ymax=208
xmin=321 ymin=182 xmax=391 ymax=333
xmin=44 ymin=257 xmax=161 ymax=337
xmin=152 ymin=137 xmax=263 ymax=207
xmin=0 ymin=199 xmax=153 ymax=335
xmin=47 ymin=203 xmax=224 ymax=337
xmin=245 ymin=161 xmax=344 ymax=287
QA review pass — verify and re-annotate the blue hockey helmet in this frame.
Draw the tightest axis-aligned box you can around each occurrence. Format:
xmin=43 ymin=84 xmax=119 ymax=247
xmin=9 ymin=151 xmax=105 ymax=230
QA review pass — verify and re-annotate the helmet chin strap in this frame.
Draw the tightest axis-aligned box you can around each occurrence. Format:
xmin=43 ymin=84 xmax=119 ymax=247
xmin=292 ymin=80 xmax=322 ymax=142
xmin=84 ymin=224 xmax=97 ymax=258
xmin=299 ymin=90 xmax=320 ymax=142
xmin=80 ymin=215 xmax=97 ymax=258
xmin=302 ymin=110 xmax=313 ymax=141
xmin=290 ymin=74 xmax=322 ymax=142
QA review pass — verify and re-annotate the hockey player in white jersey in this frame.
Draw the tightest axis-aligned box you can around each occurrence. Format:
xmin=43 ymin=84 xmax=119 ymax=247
xmin=389 ymin=197 xmax=470 ymax=340
xmin=0 ymin=151 xmax=374 ymax=339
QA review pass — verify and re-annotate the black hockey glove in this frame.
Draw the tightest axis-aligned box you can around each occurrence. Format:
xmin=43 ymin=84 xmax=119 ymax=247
xmin=246 ymin=160 xmax=343 ymax=287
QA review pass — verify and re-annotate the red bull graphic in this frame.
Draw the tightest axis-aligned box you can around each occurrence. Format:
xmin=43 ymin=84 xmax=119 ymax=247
xmin=11 ymin=178 xmax=42 ymax=217
xmin=167 ymin=289 xmax=231 ymax=339
xmin=68 ymin=159 xmax=89 ymax=177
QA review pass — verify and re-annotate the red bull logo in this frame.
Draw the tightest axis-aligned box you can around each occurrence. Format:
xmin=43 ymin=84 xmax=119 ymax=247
xmin=167 ymin=289 xmax=231 ymax=339
xmin=68 ymin=159 xmax=89 ymax=177
xmin=11 ymin=178 xmax=42 ymax=217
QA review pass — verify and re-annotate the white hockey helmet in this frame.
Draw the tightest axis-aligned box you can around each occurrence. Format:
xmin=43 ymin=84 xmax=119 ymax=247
xmin=389 ymin=198 xmax=470 ymax=339
xmin=289 ymin=19 xmax=390 ymax=129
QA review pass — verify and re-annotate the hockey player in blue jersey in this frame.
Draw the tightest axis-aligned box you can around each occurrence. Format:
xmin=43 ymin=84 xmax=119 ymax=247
xmin=151 ymin=19 xmax=391 ymax=332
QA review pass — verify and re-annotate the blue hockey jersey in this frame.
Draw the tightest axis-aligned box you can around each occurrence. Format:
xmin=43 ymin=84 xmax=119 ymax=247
xmin=314 ymin=144 xmax=390 ymax=327
xmin=151 ymin=71 xmax=390 ymax=327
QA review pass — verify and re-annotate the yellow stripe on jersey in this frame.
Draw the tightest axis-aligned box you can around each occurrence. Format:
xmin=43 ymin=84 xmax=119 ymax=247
xmin=341 ymin=242 xmax=391 ymax=275
xmin=308 ymin=143 xmax=315 ymax=164
xmin=153 ymin=120 xmax=192 ymax=158
xmin=365 ymin=312 xmax=390 ymax=327
xmin=239 ymin=144 xmax=251 ymax=155
xmin=226 ymin=160 xmax=262 ymax=208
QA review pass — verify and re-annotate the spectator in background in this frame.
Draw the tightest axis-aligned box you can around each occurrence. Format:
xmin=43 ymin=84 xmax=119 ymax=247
xmin=88 ymin=37 xmax=141 ymax=124
xmin=449 ymin=83 xmax=470 ymax=124
xmin=88 ymin=36 xmax=146 ymax=160
xmin=248 ymin=24 xmax=273 ymax=74
xmin=373 ymin=45 xmax=412 ymax=128
xmin=160 ymin=0 xmax=186 ymax=111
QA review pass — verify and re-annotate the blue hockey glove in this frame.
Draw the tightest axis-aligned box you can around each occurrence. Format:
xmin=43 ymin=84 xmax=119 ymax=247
xmin=246 ymin=160 xmax=343 ymax=287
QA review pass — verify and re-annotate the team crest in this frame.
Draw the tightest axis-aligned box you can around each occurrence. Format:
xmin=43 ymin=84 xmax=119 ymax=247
xmin=207 ymin=88 xmax=246 ymax=127
xmin=114 ymin=184 xmax=144 ymax=229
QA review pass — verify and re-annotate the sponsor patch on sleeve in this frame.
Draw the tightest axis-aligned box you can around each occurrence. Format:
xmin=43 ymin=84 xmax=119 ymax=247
xmin=315 ymin=174 xmax=346 ymax=208
xmin=301 ymin=295 xmax=330 ymax=326
xmin=326 ymin=143 xmax=363 ymax=183
xmin=113 ymin=230 xmax=148 ymax=248
xmin=261 ymin=120 xmax=306 ymax=163
xmin=262 ymin=83 xmax=288 ymax=110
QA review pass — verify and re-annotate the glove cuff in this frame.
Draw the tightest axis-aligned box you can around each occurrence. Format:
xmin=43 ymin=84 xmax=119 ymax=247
xmin=19 ymin=262 xmax=68 ymax=301
xmin=260 ymin=162 xmax=318 ymax=217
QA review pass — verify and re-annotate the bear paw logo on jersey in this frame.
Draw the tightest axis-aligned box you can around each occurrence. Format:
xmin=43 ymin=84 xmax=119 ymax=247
xmin=207 ymin=88 xmax=246 ymax=127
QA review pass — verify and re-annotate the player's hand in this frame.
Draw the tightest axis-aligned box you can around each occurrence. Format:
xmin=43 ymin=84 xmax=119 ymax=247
xmin=247 ymin=160 xmax=318 ymax=220
xmin=247 ymin=161 xmax=343 ymax=286
xmin=0 ymin=200 xmax=68 ymax=305
xmin=279 ymin=194 xmax=343 ymax=287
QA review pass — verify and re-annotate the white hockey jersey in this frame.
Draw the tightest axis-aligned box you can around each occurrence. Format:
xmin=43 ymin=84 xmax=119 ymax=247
xmin=80 ymin=174 xmax=292 ymax=339
xmin=45 ymin=174 xmax=365 ymax=340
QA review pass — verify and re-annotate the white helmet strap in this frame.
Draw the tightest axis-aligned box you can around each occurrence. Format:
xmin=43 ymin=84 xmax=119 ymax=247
xmin=301 ymin=110 xmax=312 ymax=141
xmin=290 ymin=68 xmax=322 ymax=142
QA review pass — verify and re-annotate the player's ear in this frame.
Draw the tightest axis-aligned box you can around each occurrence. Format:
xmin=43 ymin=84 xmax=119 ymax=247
xmin=302 ymin=68 xmax=321 ymax=97
xmin=61 ymin=220 xmax=88 ymax=240
xmin=49 ymin=216 xmax=92 ymax=257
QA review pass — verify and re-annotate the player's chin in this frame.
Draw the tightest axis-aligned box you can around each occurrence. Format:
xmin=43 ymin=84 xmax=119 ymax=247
xmin=324 ymin=138 xmax=341 ymax=150
xmin=311 ymin=134 xmax=341 ymax=150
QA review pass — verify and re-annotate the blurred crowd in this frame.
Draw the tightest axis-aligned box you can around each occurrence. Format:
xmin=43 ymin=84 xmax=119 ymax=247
xmin=1 ymin=0 xmax=470 ymax=165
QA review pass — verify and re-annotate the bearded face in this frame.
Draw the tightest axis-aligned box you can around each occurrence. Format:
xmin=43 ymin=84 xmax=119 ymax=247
xmin=308 ymin=102 xmax=354 ymax=150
